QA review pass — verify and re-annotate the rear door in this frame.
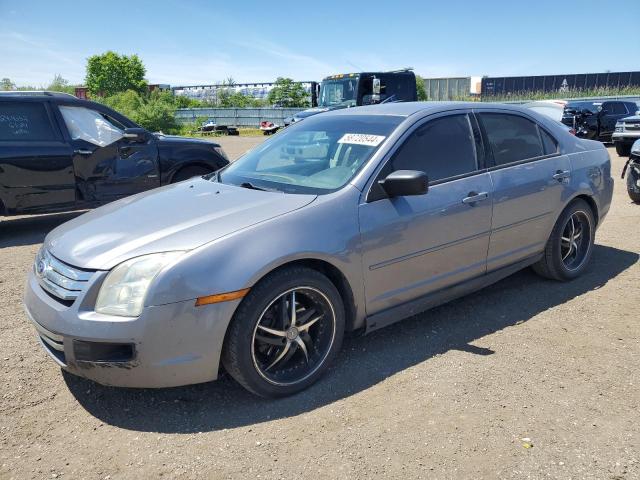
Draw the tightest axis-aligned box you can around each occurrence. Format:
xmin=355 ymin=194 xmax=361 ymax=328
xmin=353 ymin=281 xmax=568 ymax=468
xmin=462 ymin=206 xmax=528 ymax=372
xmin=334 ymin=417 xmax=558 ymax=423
xmin=599 ymin=102 xmax=630 ymax=140
xmin=477 ymin=110 xmax=571 ymax=271
xmin=55 ymin=103 xmax=160 ymax=204
xmin=359 ymin=111 xmax=493 ymax=314
xmin=0 ymin=100 xmax=75 ymax=213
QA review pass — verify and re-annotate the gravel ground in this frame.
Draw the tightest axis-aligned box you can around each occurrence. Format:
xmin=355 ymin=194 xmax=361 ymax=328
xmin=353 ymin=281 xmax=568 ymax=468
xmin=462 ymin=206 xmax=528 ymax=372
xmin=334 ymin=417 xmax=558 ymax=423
xmin=0 ymin=146 xmax=638 ymax=480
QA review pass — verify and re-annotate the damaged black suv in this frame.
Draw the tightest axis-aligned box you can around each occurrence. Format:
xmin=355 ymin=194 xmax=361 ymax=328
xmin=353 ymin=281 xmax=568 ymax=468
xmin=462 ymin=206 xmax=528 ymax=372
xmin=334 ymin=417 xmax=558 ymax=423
xmin=0 ymin=92 xmax=229 ymax=217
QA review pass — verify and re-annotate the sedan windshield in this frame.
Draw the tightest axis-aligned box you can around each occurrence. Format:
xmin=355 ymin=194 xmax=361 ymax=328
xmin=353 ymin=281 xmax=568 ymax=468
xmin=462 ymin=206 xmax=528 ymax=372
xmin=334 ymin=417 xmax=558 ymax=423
xmin=217 ymin=115 xmax=403 ymax=194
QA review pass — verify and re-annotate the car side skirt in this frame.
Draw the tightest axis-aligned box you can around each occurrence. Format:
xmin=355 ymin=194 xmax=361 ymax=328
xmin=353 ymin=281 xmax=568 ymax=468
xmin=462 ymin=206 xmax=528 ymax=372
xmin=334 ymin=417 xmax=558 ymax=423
xmin=365 ymin=253 xmax=543 ymax=334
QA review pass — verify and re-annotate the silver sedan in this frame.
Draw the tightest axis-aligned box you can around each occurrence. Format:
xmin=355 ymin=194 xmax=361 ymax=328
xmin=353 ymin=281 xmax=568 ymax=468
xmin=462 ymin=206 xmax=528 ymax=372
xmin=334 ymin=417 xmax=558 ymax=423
xmin=24 ymin=102 xmax=613 ymax=397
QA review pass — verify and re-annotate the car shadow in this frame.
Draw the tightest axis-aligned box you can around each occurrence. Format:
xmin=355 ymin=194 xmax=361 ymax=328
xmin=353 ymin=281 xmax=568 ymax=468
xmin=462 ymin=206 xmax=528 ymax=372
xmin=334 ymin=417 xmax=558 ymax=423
xmin=64 ymin=244 xmax=638 ymax=433
xmin=0 ymin=211 xmax=84 ymax=248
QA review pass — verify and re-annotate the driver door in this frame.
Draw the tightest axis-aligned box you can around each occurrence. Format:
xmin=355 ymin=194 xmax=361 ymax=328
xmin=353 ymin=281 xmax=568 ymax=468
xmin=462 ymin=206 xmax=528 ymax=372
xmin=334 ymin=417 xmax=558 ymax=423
xmin=358 ymin=112 xmax=493 ymax=315
xmin=56 ymin=104 xmax=160 ymax=204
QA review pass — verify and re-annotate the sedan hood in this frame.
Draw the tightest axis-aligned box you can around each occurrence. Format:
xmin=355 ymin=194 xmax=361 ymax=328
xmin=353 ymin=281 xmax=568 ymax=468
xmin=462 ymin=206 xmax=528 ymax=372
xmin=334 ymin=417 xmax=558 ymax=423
xmin=45 ymin=180 xmax=316 ymax=270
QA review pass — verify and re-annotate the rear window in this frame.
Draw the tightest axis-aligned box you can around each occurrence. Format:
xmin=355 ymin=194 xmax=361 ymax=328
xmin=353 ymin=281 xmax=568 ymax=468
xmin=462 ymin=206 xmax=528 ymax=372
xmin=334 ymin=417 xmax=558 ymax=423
xmin=0 ymin=102 xmax=57 ymax=141
xmin=479 ymin=113 xmax=544 ymax=165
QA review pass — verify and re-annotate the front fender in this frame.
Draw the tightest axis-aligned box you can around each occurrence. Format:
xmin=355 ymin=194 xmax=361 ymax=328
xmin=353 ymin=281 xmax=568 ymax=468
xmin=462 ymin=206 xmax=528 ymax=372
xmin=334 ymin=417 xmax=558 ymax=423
xmin=147 ymin=186 xmax=366 ymax=324
xmin=158 ymin=142 xmax=227 ymax=183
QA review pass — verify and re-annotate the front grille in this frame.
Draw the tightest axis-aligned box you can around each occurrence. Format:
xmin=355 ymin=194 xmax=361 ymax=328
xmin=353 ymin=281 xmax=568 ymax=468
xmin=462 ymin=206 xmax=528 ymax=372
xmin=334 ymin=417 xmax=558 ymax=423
xmin=625 ymin=123 xmax=640 ymax=131
xmin=35 ymin=250 xmax=94 ymax=303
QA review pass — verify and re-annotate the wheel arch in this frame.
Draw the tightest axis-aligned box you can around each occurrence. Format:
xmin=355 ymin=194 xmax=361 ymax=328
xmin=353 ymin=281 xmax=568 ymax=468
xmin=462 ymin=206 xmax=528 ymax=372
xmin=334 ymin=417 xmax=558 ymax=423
xmin=169 ymin=161 xmax=217 ymax=183
xmin=569 ymin=193 xmax=599 ymax=227
xmin=249 ymin=257 xmax=359 ymax=332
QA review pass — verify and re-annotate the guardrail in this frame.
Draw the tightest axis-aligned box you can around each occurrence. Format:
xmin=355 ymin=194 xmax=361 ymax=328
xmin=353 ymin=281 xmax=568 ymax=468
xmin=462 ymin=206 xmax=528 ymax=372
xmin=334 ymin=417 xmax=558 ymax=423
xmin=175 ymin=107 xmax=305 ymax=127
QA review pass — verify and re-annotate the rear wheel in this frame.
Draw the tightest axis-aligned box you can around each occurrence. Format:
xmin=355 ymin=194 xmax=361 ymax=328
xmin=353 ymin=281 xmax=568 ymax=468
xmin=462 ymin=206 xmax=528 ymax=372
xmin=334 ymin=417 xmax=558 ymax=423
xmin=171 ymin=165 xmax=212 ymax=183
xmin=533 ymin=199 xmax=595 ymax=281
xmin=616 ymin=143 xmax=632 ymax=157
xmin=222 ymin=267 xmax=345 ymax=398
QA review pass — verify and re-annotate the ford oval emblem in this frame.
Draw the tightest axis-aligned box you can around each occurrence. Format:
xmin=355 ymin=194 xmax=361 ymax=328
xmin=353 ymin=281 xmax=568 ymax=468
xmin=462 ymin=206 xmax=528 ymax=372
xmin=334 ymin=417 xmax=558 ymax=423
xmin=35 ymin=259 xmax=47 ymax=278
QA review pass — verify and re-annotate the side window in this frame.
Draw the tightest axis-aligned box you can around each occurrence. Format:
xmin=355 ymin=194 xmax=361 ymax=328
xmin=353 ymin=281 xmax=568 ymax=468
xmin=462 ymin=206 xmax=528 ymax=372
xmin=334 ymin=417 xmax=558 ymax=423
xmin=610 ymin=103 xmax=627 ymax=115
xmin=0 ymin=102 xmax=57 ymax=141
xmin=59 ymin=106 xmax=123 ymax=147
xmin=389 ymin=114 xmax=477 ymax=182
xmin=540 ymin=129 xmax=558 ymax=155
xmin=479 ymin=113 xmax=544 ymax=166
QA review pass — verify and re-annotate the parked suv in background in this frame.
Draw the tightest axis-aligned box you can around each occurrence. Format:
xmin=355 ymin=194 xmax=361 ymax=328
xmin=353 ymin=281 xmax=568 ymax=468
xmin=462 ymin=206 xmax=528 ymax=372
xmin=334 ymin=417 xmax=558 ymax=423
xmin=612 ymin=114 xmax=640 ymax=156
xmin=562 ymin=100 xmax=639 ymax=142
xmin=0 ymin=92 xmax=229 ymax=217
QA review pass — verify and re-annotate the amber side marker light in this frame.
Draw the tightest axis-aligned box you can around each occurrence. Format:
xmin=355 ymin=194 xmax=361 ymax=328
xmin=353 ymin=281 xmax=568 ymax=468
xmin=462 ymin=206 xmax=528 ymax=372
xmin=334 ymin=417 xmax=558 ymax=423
xmin=195 ymin=288 xmax=250 ymax=306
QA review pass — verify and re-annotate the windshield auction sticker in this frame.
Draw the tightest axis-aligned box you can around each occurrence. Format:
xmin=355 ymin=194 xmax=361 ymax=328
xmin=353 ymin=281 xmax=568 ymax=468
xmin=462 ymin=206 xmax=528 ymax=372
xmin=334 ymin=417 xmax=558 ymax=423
xmin=338 ymin=133 xmax=386 ymax=147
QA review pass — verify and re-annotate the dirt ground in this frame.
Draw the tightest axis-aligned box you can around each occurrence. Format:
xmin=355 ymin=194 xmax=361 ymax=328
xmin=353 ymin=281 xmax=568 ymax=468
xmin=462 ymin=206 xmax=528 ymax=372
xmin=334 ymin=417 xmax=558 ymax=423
xmin=0 ymin=145 xmax=638 ymax=480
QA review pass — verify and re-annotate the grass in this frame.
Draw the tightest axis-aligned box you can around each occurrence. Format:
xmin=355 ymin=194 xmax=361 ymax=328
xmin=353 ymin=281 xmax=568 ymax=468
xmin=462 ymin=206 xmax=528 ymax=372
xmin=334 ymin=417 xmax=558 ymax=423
xmin=479 ymin=86 xmax=640 ymax=103
xmin=178 ymin=127 xmax=266 ymax=138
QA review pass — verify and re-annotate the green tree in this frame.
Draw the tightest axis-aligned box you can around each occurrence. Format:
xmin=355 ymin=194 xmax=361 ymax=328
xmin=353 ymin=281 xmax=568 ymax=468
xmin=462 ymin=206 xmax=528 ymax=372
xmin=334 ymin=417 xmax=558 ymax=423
xmin=267 ymin=77 xmax=310 ymax=107
xmin=415 ymin=75 xmax=427 ymax=101
xmin=85 ymin=51 xmax=147 ymax=97
xmin=98 ymin=89 xmax=178 ymax=133
xmin=1 ymin=78 xmax=15 ymax=91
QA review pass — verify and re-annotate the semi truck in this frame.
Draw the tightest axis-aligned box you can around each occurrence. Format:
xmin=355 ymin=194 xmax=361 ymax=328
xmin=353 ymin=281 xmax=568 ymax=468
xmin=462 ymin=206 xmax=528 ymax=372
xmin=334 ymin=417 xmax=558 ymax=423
xmin=284 ymin=69 xmax=417 ymax=126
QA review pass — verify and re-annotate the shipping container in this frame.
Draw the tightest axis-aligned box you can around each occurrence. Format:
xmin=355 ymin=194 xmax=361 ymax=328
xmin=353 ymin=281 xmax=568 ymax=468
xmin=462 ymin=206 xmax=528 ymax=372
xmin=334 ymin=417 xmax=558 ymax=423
xmin=422 ymin=76 xmax=482 ymax=100
xmin=482 ymin=71 xmax=640 ymax=97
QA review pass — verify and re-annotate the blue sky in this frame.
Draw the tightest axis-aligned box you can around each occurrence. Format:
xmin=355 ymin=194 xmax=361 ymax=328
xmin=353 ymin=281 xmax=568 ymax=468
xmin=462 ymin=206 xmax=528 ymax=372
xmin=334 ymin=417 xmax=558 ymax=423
xmin=1 ymin=0 xmax=639 ymax=87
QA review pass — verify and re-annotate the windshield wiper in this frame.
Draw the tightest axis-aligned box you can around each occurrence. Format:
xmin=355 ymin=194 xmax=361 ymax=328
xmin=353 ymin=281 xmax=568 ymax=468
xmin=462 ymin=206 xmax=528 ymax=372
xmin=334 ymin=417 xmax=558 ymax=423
xmin=239 ymin=182 xmax=267 ymax=191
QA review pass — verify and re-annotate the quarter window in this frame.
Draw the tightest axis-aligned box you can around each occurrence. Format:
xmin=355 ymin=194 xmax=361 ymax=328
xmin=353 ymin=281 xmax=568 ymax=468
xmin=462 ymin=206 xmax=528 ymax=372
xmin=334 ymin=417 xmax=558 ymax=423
xmin=389 ymin=114 xmax=477 ymax=182
xmin=0 ymin=102 xmax=57 ymax=141
xmin=540 ymin=129 xmax=558 ymax=155
xmin=479 ymin=113 xmax=544 ymax=166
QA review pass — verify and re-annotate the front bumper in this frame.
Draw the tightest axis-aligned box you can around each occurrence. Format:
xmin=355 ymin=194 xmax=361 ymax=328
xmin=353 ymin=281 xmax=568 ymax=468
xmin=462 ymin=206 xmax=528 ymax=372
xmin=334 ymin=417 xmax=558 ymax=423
xmin=612 ymin=132 xmax=640 ymax=144
xmin=23 ymin=270 xmax=240 ymax=388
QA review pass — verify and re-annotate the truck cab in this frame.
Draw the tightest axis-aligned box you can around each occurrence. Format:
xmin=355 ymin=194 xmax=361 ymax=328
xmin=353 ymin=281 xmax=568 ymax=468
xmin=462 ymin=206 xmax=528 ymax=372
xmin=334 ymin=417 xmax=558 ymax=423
xmin=285 ymin=70 xmax=417 ymax=126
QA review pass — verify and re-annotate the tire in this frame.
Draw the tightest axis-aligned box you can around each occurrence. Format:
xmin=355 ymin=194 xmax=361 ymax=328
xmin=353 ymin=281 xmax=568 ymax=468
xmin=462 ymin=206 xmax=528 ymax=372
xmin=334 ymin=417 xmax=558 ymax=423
xmin=616 ymin=143 xmax=632 ymax=157
xmin=532 ymin=199 xmax=595 ymax=281
xmin=222 ymin=266 xmax=345 ymax=398
xmin=171 ymin=166 xmax=212 ymax=183
xmin=627 ymin=168 xmax=640 ymax=204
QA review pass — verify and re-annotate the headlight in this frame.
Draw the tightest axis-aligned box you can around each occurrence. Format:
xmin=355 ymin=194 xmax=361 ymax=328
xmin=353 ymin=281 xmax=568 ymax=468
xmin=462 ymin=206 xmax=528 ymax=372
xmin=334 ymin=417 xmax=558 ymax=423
xmin=95 ymin=252 xmax=184 ymax=317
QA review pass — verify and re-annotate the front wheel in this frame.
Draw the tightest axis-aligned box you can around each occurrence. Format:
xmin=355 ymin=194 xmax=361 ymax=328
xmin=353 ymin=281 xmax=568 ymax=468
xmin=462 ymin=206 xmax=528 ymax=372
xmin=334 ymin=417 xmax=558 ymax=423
xmin=222 ymin=267 xmax=345 ymax=397
xmin=627 ymin=166 xmax=640 ymax=203
xmin=533 ymin=199 xmax=595 ymax=281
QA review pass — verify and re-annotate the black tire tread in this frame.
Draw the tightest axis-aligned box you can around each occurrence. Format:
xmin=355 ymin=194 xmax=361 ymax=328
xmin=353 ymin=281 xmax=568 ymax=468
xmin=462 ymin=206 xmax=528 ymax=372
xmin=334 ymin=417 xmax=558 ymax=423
xmin=616 ymin=143 xmax=632 ymax=157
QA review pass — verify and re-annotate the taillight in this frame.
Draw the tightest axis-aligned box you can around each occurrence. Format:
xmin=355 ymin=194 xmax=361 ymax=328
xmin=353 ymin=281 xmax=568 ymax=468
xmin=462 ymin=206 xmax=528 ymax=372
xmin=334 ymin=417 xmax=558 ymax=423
xmin=569 ymin=129 xmax=576 ymax=136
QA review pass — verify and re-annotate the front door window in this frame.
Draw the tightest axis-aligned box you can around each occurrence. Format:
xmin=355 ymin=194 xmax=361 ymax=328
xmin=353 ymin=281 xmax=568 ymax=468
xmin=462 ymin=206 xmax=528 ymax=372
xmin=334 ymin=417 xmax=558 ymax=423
xmin=59 ymin=106 xmax=123 ymax=147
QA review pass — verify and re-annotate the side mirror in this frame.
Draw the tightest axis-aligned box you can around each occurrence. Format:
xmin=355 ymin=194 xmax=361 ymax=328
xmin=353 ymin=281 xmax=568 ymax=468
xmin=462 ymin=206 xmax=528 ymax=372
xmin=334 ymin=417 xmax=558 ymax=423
xmin=122 ymin=127 xmax=148 ymax=142
xmin=378 ymin=170 xmax=428 ymax=197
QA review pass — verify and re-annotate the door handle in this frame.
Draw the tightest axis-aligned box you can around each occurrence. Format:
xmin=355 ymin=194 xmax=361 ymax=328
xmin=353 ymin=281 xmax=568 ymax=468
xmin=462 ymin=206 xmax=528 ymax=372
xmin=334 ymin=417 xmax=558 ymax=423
xmin=553 ymin=170 xmax=570 ymax=181
xmin=462 ymin=191 xmax=489 ymax=205
xmin=73 ymin=149 xmax=93 ymax=156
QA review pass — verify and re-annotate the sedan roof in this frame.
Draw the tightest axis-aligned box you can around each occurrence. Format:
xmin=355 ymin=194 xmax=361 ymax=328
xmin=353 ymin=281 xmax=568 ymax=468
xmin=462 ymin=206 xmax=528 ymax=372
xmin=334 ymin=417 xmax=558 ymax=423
xmin=324 ymin=101 xmax=538 ymax=118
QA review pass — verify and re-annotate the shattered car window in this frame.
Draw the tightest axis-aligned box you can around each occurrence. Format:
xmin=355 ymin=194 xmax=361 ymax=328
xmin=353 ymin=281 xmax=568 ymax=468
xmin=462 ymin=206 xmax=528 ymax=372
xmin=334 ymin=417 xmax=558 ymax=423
xmin=60 ymin=106 xmax=123 ymax=147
